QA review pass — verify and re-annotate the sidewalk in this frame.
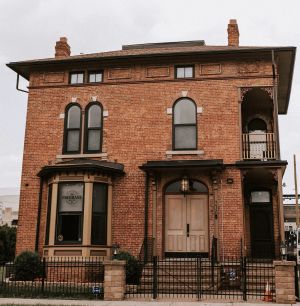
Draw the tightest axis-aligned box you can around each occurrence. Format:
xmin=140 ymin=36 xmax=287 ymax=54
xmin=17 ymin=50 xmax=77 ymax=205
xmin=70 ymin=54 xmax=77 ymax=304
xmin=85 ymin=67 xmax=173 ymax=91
xmin=0 ymin=299 xmax=297 ymax=306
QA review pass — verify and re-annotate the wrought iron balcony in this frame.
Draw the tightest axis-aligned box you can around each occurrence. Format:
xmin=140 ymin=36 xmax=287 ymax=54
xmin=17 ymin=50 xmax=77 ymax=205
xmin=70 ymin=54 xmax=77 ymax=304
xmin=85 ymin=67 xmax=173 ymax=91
xmin=242 ymin=133 xmax=276 ymax=160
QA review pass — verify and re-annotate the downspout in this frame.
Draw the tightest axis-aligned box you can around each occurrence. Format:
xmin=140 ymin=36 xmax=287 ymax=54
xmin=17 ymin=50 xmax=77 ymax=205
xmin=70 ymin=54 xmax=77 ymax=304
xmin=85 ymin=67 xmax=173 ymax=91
xmin=144 ymin=173 xmax=149 ymax=262
xmin=35 ymin=177 xmax=43 ymax=252
xmin=272 ymin=50 xmax=285 ymax=244
xmin=152 ymin=176 xmax=157 ymax=257
xmin=16 ymin=74 xmax=29 ymax=93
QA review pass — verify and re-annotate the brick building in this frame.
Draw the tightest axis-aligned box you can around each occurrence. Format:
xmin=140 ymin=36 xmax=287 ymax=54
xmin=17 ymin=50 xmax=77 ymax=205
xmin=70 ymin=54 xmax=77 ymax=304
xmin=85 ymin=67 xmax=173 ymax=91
xmin=7 ymin=20 xmax=296 ymax=259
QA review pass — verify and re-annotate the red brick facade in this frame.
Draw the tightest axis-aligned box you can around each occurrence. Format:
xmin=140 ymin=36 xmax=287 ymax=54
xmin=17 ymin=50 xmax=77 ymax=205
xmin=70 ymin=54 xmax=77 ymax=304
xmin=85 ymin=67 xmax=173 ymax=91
xmin=9 ymin=20 xmax=295 ymax=259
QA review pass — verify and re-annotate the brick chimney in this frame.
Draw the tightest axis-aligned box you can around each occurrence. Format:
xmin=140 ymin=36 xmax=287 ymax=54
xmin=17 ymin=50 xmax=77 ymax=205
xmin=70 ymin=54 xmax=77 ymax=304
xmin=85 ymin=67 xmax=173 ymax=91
xmin=55 ymin=37 xmax=71 ymax=57
xmin=227 ymin=19 xmax=239 ymax=47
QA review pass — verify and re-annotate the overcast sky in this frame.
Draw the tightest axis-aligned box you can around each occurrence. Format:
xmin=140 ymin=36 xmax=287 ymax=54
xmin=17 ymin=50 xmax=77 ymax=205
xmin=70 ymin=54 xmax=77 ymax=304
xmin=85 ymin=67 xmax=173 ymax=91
xmin=0 ymin=0 xmax=299 ymax=196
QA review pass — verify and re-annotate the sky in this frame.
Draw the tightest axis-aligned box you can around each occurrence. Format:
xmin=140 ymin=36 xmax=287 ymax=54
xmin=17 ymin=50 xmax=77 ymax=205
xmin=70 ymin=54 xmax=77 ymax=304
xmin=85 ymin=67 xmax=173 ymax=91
xmin=0 ymin=0 xmax=299 ymax=197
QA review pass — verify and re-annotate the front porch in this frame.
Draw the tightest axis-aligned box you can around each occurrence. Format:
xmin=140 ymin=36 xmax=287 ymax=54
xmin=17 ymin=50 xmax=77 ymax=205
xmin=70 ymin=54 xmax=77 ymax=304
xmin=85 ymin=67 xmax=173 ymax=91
xmin=140 ymin=160 xmax=286 ymax=261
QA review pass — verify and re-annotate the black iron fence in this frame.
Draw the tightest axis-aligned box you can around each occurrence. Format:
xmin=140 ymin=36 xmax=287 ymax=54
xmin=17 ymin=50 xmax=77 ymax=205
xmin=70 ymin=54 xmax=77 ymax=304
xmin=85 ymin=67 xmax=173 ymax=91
xmin=126 ymin=256 xmax=275 ymax=301
xmin=0 ymin=257 xmax=104 ymax=299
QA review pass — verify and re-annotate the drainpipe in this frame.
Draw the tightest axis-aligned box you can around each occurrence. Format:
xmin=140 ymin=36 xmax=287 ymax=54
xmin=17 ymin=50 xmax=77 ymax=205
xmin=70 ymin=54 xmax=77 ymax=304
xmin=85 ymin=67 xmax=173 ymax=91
xmin=35 ymin=177 xmax=43 ymax=252
xmin=144 ymin=173 xmax=149 ymax=262
xmin=152 ymin=176 xmax=157 ymax=257
xmin=16 ymin=74 xmax=29 ymax=93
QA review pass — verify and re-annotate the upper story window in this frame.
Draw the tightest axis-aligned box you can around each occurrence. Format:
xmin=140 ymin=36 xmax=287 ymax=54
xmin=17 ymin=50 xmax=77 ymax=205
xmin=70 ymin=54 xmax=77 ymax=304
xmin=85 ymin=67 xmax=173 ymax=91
xmin=88 ymin=71 xmax=103 ymax=83
xmin=63 ymin=104 xmax=82 ymax=154
xmin=175 ymin=66 xmax=194 ymax=79
xmin=84 ymin=102 xmax=103 ymax=153
xmin=69 ymin=72 xmax=84 ymax=84
xmin=173 ymin=98 xmax=197 ymax=150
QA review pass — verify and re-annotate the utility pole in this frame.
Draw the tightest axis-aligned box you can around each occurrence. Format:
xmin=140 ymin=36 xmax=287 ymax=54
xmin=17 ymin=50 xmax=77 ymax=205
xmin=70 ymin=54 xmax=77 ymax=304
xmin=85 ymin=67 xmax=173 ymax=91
xmin=294 ymin=154 xmax=299 ymax=227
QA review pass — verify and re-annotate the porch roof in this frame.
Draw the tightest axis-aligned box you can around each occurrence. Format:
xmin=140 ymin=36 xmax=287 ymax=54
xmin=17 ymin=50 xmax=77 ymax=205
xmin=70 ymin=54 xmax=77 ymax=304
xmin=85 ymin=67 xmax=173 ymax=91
xmin=235 ymin=160 xmax=288 ymax=168
xmin=38 ymin=158 xmax=125 ymax=177
xmin=140 ymin=159 xmax=224 ymax=172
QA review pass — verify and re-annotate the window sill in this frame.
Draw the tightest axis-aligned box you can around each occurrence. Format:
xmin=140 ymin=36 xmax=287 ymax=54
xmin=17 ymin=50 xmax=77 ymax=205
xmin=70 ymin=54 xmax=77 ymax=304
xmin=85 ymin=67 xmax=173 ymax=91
xmin=57 ymin=153 xmax=108 ymax=160
xmin=166 ymin=150 xmax=204 ymax=158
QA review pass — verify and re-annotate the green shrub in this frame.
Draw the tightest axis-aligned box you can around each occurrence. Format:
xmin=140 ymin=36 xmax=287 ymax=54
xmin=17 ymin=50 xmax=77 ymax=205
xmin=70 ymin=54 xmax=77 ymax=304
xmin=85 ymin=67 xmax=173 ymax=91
xmin=0 ymin=225 xmax=16 ymax=262
xmin=14 ymin=251 xmax=42 ymax=281
xmin=113 ymin=250 xmax=142 ymax=284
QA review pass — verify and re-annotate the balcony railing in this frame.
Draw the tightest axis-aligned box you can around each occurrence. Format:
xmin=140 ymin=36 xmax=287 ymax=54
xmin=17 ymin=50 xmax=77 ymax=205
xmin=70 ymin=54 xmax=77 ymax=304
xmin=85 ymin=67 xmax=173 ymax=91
xmin=242 ymin=133 xmax=276 ymax=160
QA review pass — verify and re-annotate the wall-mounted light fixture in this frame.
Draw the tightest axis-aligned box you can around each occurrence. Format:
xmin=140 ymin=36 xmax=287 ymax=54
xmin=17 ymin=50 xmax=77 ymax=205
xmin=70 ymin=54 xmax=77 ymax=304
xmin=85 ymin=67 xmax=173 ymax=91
xmin=226 ymin=178 xmax=234 ymax=184
xmin=280 ymin=241 xmax=287 ymax=261
xmin=112 ymin=243 xmax=120 ymax=260
xmin=180 ymin=176 xmax=190 ymax=193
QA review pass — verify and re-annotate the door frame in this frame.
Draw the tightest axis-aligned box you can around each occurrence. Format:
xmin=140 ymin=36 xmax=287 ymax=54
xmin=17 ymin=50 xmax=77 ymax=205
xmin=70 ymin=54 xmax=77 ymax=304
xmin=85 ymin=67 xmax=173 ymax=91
xmin=248 ymin=190 xmax=275 ymax=258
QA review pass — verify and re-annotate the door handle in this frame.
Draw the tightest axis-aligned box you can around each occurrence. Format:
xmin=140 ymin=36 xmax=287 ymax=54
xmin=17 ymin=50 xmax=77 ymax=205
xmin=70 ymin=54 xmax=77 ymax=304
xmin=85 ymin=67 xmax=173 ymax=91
xmin=187 ymin=224 xmax=190 ymax=237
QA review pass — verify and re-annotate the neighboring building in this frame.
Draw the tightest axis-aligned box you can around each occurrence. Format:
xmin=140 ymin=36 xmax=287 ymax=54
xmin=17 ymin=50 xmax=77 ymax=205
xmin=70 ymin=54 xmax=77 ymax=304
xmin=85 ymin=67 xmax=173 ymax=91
xmin=0 ymin=195 xmax=19 ymax=227
xmin=283 ymin=194 xmax=299 ymax=231
xmin=7 ymin=20 xmax=296 ymax=259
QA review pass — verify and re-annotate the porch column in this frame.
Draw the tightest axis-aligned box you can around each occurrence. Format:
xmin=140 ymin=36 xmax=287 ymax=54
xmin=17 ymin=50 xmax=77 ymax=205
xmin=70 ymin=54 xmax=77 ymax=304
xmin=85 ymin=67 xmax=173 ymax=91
xmin=277 ymin=168 xmax=285 ymax=242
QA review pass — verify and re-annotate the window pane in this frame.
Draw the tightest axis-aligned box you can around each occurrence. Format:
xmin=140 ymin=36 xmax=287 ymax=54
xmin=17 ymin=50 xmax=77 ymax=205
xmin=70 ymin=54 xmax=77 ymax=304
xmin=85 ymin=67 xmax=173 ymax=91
xmin=77 ymin=73 xmax=84 ymax=83
xmin=92 ymin=184 xmax=107 ymax=213
xmin=58 ymin=183 xmax=84 ymax=212
xmin=58 ymin=215 xmax=81 ymax=242
xmin=176 ymin=67 xmax=185 ymax=78
xmin=70 ymin=73 xmax=84 ymax=84
xmin=67 ymin=106 xmax=81 ymax=128
xmin=89 ymin=73 xmax=102 ymax=83
xmin=191 ymin=181 xmax=208 ymax=192
xmin=70 ymin=74 xmax=77 ymax=84
xmin=67 ymin=130 xmax=80 ymax=152
xmin=165 ymin=181 xmax=181 ymax=193
xmin=88 ymin=130 xmax=101 ymax=151
xmin=91 ymin=215 xmax=107 ymax=244
xmin=250 ymin=191 xmax=270 ymax=203
xmin=95 ymin=73 xmax=102 ymax=82
xmin=174 ymin=126 xmax=196 ymax=149
xmin=90 ymin=73 xmax=95 ymax=82
xmin=88 ymin=105 xmax=101 ymax=128
xmin=92 ymin=183 xmax=107 ymax=245
xmin=185 ymin=67 xmax=193 ymax=78
xmin=174 ymin=99 xmax=196 ymax=124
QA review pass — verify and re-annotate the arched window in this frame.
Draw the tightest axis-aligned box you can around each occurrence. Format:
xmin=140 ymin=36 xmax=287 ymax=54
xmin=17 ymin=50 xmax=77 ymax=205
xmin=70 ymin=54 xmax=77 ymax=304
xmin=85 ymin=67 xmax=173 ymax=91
xmin=248 ymin=118 xmax=267 ymax=133
xmin=84 ymin=102 xmax=103 ymax=153
xmin=63 ymin=104 xmax=82 ymax=153
xmin=173 ymin=98 xmax=197 ymax=150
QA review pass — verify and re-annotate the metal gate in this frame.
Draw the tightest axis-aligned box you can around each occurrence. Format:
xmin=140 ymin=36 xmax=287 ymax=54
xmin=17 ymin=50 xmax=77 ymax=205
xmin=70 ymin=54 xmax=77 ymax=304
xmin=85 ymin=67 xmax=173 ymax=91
xmin=125 ymin=256 xmax=275 ymax=301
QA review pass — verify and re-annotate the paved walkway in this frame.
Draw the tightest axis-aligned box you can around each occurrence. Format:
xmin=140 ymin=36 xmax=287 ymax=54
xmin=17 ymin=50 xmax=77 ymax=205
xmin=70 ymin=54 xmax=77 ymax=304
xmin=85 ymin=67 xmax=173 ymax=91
xmin=0 ymin=299 xmax=297 ymax=306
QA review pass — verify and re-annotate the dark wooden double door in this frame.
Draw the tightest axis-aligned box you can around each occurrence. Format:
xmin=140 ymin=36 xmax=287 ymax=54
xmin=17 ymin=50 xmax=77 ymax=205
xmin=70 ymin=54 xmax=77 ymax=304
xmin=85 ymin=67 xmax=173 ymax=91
xmin=250 ymin=203 xmax=275 ymax=258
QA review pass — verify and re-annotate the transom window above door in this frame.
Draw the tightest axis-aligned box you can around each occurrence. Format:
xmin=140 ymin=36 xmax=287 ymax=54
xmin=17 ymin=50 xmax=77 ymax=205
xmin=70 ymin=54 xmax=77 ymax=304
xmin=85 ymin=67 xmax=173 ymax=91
xmin=250 ymin=191 xmax=270 ymax=203
xmin=172 ymin=98 xmax=197 ymax=150
xmin=165 ymin=179 xmax=208 ymax=193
